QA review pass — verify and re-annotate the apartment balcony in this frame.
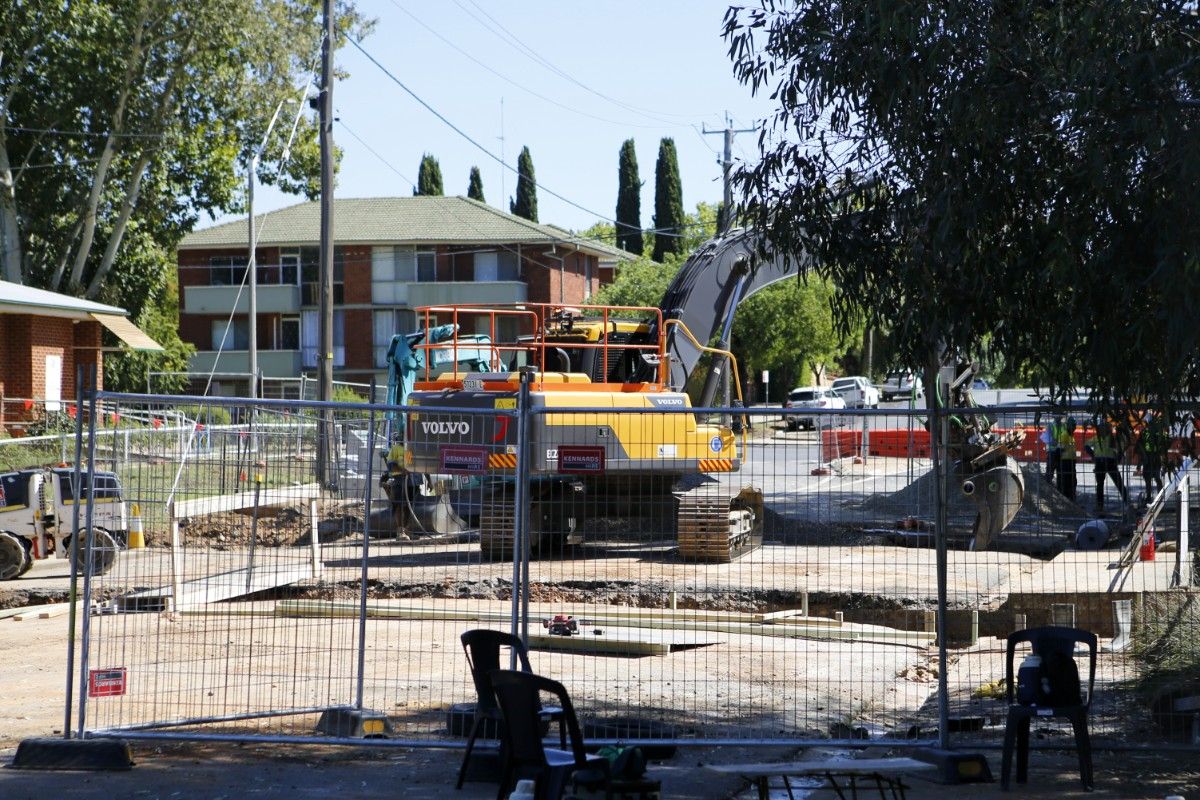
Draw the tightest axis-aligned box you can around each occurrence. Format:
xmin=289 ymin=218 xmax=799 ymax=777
xmin=188 ymin=349 xmax=302 ymax=378
xmin=184 ymin=284 xmax=300 ymax=314
xmin=405 ymin=281 xmax=526 ymax=308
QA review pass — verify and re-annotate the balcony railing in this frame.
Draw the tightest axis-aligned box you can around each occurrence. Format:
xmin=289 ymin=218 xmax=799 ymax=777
xmin=184 ymin=285 xmax=301 ymax=314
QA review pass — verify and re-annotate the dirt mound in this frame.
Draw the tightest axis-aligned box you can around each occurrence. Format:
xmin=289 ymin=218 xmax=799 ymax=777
xmin=167 ymin=500 xmax=369 ymax=549
xmin=861 ymin=461 xmax=1087 ymax=534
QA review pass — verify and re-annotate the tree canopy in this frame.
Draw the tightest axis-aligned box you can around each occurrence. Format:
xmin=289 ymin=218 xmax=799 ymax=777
xmin=467 ymin=166 xmax=485 ymax=202
xmin=651 ymin=137 xmax=684 ymax=262
xmin=415 ymin=153 xmax=444 ymax=196
xmin=510 ymin=146 xmax=537 ymax=222
xmin=0 ymin=0 xmax=369 ymax=391
xmin=724 ymin=1 xmax=1200 ymax=407
xmin=615 ymin=139 xmax=643 ymax=255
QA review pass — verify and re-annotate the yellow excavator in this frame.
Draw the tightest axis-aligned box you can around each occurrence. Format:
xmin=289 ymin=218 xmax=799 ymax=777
xmin=401 ymin=229 xmax=800 ymax=562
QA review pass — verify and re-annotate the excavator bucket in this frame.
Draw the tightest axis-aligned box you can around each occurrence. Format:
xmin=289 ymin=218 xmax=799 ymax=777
xmin=385 ymin=474 xmax=467 ymax=537
xmin=407 ymin=493 xmax=467 ymax=536
xmin=962 ymin=456 xmax=1025 ymax=550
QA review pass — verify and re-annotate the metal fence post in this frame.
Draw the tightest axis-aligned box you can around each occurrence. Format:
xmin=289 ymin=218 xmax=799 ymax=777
xmin=355 ymin=384 xmax=378 ymax=710
xmin=929 ymin=361 xmax=952 ymax=750
xmin=63 ymin=365 xmax=86 ymax=739
xmin=512 ymin=368 xmax=534 ymax=647
xmin=75 ymin=365 xmax=101 ymax=739
xmin=1177 ymin=472 xmax=1191 ymax=587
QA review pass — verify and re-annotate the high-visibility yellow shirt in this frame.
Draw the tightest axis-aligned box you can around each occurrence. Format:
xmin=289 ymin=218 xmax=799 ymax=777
xmin=1056 ymin=427 xmax=1077 ymax=459
xmin=1088 ymin=434 xmax=1117 ymax=459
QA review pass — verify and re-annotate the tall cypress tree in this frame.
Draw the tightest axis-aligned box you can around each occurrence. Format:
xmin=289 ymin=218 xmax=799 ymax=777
xmin=414 ymin=154 xmax=444 ymax=196
xmin=467 ymin=166 xmax=485 ymax=202
xmin=615 ymin=139 xmax=643 ymax=255
xmin=509 ymin=146 xmax=538 ymax=222
xmin=652 ymin=137 xmax=684 ymax=262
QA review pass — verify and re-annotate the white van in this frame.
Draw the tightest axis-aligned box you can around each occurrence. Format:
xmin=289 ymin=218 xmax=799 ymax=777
xmin=831 ymin=376 xmax=881 ymax=408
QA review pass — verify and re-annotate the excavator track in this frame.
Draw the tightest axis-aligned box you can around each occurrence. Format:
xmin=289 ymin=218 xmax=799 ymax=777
xmin=675 ymin=484 xmax=764 ymax=563
xmin=479 ymin=489 xmax=517 ymax=561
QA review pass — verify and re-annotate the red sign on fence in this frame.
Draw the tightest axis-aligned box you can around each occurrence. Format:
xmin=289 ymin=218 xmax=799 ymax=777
xmin=558 ymin=446 xmax=606 ymax=474
xmin=88 ymin=668 xmax=127 ymax=697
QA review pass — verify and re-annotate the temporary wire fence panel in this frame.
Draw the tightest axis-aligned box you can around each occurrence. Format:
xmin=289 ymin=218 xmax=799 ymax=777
xmin=64 ymin=391 xmax=1200 ymax=751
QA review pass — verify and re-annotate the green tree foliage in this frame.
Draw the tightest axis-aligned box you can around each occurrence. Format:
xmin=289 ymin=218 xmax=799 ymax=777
xmin=510 ymin=146 xmax=537 ymax=221
xmin=415 ymin=154 xmax=444 ymax=196
xmin=467 ymin=166 xmax=485 ymax=202
xmin=732 ymin=278 xmax=856 ymax=399
xmin=652 ymin=137 xmax=685 ymax=262
xmin=0 ymin=0 xmax=369 ymax=306
xmin=615 ymin=139 xmax=643 ymax=255
xmin=724 ymin=2 xmax=1200 ymax=407
xmin=592 ymin=255 xmax=681 ymax=309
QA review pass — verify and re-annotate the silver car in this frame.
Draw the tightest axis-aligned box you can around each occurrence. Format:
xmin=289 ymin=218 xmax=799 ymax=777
xmin=783 ymin=386 xmax=846 ymax=430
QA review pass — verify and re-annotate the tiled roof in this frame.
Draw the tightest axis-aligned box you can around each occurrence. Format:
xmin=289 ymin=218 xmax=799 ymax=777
xmin=179 ymin=196 xmax=632 ymax=260
xmin=0 ymin=280 xmax=127 ymax=317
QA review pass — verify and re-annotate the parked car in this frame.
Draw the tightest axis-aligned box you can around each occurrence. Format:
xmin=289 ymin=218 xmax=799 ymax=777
xmin=972 ymin=378 xmax=991 ymax=392
xmin=831 ymin=376 xmax=881 ymax=408
xmin=782 ymin=386 xmax=846 ymax=430
xmin=880 ymin=370 xmax=924 ymax=401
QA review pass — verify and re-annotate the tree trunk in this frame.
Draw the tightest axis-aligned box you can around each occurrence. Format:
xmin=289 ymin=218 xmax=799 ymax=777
xmin=85 ymin=153 xmax=152 ymax=299
xmin=0 ymin=141 xmax=20 ymax=283
xmin=64 ymin=2 xmax=148 ymax=293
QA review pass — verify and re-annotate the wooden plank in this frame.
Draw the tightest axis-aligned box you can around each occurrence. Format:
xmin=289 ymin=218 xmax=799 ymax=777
xmin=706 ymin=757 xmax=938 ymax=778
xmin=118 ymin=560 xmax=315 ymax=612
xmin=172 ymin=483 xmax=322 ymax=520
xmin=272 ymin=600 xmax=928 ymax=646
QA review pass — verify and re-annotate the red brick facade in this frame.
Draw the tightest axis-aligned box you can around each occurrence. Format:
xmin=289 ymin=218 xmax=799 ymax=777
xmin=177 ymin=240 xmax=608 ymax=386
xmin=0 ymin=314 xmax=103 ymax=434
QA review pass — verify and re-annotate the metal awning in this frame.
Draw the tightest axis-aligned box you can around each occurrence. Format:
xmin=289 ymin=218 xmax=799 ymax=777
xmin=90 ymin=313 xmax=163 ymax=352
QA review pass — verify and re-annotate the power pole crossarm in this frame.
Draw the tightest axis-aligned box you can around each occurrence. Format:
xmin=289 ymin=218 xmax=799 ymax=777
xmin=703 ymin=114 xmax=757 ymax=235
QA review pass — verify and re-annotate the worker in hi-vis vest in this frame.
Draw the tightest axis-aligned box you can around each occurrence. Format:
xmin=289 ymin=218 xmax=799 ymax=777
xmin=1043 ymin=414 xmax=1066 ymax=482
xmin=1085 ymin=420 xmax=1127 ymax=512
xmin=1055 ymin=416 xmax=1078 ymax=501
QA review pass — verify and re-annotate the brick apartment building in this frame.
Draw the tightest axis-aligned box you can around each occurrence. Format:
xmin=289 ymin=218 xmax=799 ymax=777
xmin=176 ymin=196 xmax=630 ymax=394
xmin=0 ymin=280 xmax=162 ymax=434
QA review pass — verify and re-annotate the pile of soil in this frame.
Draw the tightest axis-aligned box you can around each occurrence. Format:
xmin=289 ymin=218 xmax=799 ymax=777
xmin=860 ymin=462 xmax=1088 ymax=535
xmin=167 ymin=501 xmax=370 ymax=549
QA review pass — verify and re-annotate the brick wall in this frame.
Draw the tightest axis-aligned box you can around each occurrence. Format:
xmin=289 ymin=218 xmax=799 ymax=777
xmin=0 ymin=314 xmax=102 ymax=432
xmin=342 ymin=245 xmax=372 ymax=304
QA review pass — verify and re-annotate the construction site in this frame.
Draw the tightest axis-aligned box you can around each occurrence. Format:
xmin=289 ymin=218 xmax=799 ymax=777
xmin=2 ymin=383 xmax=1197 ymax=756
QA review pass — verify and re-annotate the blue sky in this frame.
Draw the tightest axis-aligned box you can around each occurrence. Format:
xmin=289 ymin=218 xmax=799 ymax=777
xmin=225 ymin=0 xmax=774 ymax=236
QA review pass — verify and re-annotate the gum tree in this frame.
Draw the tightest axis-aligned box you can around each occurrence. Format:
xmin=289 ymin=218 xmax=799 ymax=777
xmin=724 ymin=1 xmax=1200 ymax=407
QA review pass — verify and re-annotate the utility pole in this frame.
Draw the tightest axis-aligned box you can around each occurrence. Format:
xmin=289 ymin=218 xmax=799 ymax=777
xmin=703 ymin=114 xmax=757 ymax=418
xmin=317 ymin=0 xmax=336 ymax=489
xmin=703 ymin=112 xmax=756 ymax=235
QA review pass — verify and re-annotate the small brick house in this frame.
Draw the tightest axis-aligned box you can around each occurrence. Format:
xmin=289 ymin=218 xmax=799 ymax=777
xmin=175 ymin=196 xmax=631 ymax=394
xmin=0 ymin=281 xmax=162 ymax=434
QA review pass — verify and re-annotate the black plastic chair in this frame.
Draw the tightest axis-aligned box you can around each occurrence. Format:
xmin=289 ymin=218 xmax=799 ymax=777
xmin=455 ymin=629 xmax=564 ymax=790
xmin=1001 ymin=626 xmax=1098 ymax=791
xmin=489 ymin=669 xmax=611 ymax=800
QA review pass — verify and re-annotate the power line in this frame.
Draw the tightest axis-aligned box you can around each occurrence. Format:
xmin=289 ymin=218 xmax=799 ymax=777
xmin=453 ymin=0 xmax=708 ymax=126
xmin=2 ymin=125 xmax=171 ymax=140
xmin=345 ymin=34 xmax=623 ymax=228
xmin=385 ymin=0 xmax=670 ymax=130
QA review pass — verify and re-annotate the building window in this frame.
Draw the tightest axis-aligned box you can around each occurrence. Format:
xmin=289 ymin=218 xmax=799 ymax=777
xmin=372 ymin=246 xmax=417 ymax=304
xmin=301 ymin=309 xmax=345 ymax=368
xmin=211 ymin=319 xmax=249 ymax=350
xmin=474 ymin=252 xmax=498 ymax=283
xmin=301 ymin=246 xmax=345 ymax=305
xmin=279 ymin=249 xmax=300 ymax=286
xmin=373 ymin=309 xmax=417 ymax=367
xmin=416 ymin=251 xmax=436 ymax=282
xmin=209 ymin=255 xmax=248 ymax=286
xmin=278 ymin=316 xmax=300 ymax=350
